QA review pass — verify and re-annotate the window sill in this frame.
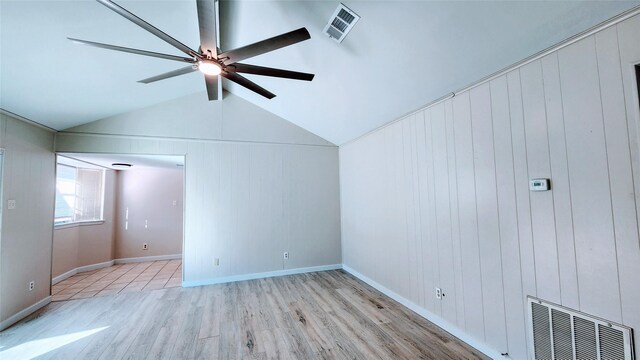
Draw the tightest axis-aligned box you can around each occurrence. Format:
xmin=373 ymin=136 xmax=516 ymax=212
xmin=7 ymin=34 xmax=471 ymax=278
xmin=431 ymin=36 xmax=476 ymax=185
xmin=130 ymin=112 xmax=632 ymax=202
xmin=54 ymin=220 xmax=105 ymax=230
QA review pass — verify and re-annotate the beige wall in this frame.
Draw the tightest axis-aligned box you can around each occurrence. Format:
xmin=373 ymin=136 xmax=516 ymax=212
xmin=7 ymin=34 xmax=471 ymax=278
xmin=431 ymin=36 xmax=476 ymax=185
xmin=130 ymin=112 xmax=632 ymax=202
xmin=51 ymin=226 xmax=79 ymax=279
xmin=115 ymin=167 xmax=183 ymax=259
xmin=51 ymin=170 xmax=117 ymax=278
xmin=0 ymin=113 xmax=55 ymax=328
xmin=340 ymin=14 xmax=640 ymax=359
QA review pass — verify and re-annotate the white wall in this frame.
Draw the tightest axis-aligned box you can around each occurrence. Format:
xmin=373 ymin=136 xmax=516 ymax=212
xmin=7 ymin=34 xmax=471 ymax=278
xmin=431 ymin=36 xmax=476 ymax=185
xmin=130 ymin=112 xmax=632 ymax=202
xmin=56 ymin=91 xmax=341 ymax=284
xmin=52 ymin=170 xmax=117 ymax=278
xmin=115 ymin=167 xmax=183 ymax=259
xmin=67 ymin=91 xmax=334 ymax=147
xmin=0 ymin=113 xmax=55 ymax=328
xmin=340 ymin=14 xmax=640 ymax=359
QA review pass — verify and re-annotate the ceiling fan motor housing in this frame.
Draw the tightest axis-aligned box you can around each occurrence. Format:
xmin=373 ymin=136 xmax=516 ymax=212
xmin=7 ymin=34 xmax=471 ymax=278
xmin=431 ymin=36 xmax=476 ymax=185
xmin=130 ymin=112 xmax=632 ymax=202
xmin=70 ymin=0 xmax=315 ymax=100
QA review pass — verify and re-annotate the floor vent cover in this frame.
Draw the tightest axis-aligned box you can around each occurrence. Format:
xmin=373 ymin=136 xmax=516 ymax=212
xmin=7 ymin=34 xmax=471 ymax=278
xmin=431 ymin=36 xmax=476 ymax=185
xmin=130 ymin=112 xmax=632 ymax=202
xmin=323 ymin=3 xmax=360 ymax=43
xmin=528 ymin=297 xmax=634 ymax=360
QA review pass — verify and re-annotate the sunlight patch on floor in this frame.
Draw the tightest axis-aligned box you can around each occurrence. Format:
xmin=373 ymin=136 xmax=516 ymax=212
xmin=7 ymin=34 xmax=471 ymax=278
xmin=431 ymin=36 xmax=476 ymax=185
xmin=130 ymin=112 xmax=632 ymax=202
xmin=0 ymin=326 xmax=108 ymax=360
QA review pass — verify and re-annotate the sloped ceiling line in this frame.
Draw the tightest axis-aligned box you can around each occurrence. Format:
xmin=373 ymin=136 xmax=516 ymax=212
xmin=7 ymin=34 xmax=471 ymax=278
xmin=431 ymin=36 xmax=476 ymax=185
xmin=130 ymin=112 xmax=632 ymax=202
xmin=1 ymin=1 xmax=639 ymax=144
xmin=341 ymin=3 xmax=640 ymax=147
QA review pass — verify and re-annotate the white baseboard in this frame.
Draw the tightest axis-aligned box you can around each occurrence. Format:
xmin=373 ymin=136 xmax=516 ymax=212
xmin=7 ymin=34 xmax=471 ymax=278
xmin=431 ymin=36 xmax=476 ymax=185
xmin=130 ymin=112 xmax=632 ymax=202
xmin=114 ymin=254 xmax=182 ymax=264
xmin=182 ymin=264 xmax=342 ymax=288
xmin=52 ymin=260 xmax=115 ymax=285
xmin=342 ymin=265 xmax=506 ymax=360
xmin=0 ymin=296 xmax=51 ymax=332
xmin=51 ymin=255 xmax=182 ymax=285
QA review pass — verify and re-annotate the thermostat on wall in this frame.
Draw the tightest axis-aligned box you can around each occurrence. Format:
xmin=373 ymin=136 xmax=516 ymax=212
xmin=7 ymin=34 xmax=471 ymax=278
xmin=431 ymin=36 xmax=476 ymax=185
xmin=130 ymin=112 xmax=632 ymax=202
xmin=529 ymin=178 xmax=550 ymax=191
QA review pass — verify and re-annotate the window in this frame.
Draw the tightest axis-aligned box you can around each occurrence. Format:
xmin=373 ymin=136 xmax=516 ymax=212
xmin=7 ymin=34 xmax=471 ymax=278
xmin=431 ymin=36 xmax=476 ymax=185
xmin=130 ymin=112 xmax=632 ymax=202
xmin=54 ymin=161 xmax=105 ymax=225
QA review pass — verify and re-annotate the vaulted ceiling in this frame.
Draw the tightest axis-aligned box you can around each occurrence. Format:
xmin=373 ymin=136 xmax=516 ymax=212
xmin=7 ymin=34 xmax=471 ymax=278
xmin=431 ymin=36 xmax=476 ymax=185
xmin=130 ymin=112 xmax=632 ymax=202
xmin=1 ymin=0 xmax=638 ymax=144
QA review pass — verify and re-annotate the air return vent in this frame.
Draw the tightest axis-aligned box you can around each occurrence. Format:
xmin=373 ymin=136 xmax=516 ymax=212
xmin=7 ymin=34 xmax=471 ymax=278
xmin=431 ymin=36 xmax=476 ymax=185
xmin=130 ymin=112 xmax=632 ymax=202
xmin=528 ymin=297 xmax=635 ymax=360
xmin=323 ymin=3 xmax=360 ymax=43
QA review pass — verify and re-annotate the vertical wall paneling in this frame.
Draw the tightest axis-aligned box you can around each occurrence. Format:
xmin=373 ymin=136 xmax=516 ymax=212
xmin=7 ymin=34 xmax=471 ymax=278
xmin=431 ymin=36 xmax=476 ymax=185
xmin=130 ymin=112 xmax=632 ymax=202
xmin=616 ymin=14 xmax=640 ymax=344
xmin=411 ymin=115 xmax=427 ymax=308
xmin=382 ymin=129 xmax=396 ymax=288
xmin=520 ymin=61 xmax=562 ymax=304
xmin=56 ymin=135 xmax=341 ymax=286
xmin=0 ymin=114 xmax=55 ymax=327
xmin=373 ymin=131 xmax=387 ymax=287
xmin=490 ymin=76 xmax=529 ymax=359
xmin=540 ymin=53 xmax=581 ymax=310
xmin=452 ymin=93 xmax=486 ymax=340
xmin=507 ymin=70 xmax=538 ymax=306
xmin=445 ymin=98 xmax=466 ymax=330
xmin=508 ymin=69 xmax=538 ymax=358
xmin=392 ymin=122 xmax=410 ymax=299
xmin=414 ymin=111 xmax=431 ymax=309
xmin=470 ymin=83 xmax=508 ymax=352
xmin=610 ymin=17 xmax=640 ymax=239
xmin=340 ymin=13 xmax=640 ymax=357
xmin=402 ymin=117 xmax=419 ymax=304
xmin=432 ymin=103 xmax=456 ymax=322
xmin=596 ymin=25 xmax=640 ymax=333
xmin=424 ymin=109 xmax=442 ymax=316
xmin=558 ymin=37 xmax=622 ymax=323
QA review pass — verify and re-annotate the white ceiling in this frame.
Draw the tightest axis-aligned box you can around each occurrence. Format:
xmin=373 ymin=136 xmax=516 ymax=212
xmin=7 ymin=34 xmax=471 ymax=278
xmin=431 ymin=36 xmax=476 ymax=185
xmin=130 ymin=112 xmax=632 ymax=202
xmin=59 ymin=153 xmax=185 ymax=170
xmin=2 ymin=1 xmax=638 ymax=145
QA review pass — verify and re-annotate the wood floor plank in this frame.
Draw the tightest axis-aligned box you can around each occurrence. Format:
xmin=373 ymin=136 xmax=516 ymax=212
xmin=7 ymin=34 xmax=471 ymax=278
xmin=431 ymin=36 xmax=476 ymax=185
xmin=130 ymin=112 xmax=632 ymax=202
xmin=193 ymin=336 xmax=219 ymax=360
xmin=198 ymin=287 xmax=222 ymax=339
xmin=0 ymin=270 xmax=489 ymax=360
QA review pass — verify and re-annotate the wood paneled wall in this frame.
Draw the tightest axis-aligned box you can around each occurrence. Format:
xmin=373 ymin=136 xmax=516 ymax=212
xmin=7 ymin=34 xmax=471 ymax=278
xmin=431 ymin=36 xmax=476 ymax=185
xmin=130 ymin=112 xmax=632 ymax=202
xmin=55 ymin=91 xmax=342 ymax=287
xmin=0 ymin=114 xmax=55 ymax=326
xmin=340 ymin=14 xmax=640 ymax=358
xmin=56 ymin=134 xmax=341 ymax=284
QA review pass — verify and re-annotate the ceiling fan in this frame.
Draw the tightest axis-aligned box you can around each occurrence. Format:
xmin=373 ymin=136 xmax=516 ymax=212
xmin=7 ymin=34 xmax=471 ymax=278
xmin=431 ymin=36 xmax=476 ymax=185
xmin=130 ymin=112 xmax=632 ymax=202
xmin=68 ymin=0 xmax=315 ymax=100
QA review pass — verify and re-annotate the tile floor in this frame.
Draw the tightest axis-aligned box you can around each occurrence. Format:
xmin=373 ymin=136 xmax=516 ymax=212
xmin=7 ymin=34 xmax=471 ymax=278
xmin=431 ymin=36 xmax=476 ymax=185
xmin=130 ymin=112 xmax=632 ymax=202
xmin=51 ymin=260 xmax=182 ymax=301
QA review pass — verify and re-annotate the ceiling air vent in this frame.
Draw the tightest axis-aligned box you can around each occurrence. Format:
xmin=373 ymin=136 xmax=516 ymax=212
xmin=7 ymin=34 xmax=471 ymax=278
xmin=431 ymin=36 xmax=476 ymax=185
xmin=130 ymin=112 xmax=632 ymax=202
xmin=528 ymin=297 xmax=635 ymax=360
xmin=323 ymin=3 xmax=360 ymax=43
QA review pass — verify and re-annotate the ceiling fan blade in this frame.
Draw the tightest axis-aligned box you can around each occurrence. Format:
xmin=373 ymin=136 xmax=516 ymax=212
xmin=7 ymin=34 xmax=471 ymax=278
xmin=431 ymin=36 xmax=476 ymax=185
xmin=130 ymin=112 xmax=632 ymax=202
xmin=96 ymin=0 xmax=198 ymax=58
xmin=222 ymin=72 xmax=276 ymax=99
xmin=138 ymin=66 xmax=197 ymax=84
xmin=229 ymin=63 xmax=314 ymax=81
xmin=196 ymin=0 xmax=218 ymax=59
xmin=204 ymin=75 xmax=220 ymax=101
xmin=219 ymin=28 xmax=311 ymax=66
xmin=68 ymin=38 xmax=194 ymax=63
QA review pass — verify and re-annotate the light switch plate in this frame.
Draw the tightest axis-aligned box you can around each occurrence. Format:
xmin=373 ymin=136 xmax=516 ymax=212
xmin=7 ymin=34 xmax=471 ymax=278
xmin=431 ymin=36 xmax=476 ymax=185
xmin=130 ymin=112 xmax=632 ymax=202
xmin=7 ymin=200 xmax=16 ymax=210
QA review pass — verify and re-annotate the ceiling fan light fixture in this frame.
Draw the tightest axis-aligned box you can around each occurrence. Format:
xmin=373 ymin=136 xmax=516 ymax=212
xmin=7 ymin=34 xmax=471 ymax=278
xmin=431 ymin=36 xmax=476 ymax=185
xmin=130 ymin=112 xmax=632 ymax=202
xmin=112 ymin=163 xmax=132 ymax=169
xmin=70 ymin=0 xmax=314 ymax=100
xmin=198 ymin=61 xmax=221 ymax=76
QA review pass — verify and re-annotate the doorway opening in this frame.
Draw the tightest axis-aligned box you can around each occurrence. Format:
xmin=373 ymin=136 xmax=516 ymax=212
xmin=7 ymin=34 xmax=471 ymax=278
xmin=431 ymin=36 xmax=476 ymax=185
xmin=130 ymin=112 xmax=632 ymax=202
xmin=636 ymin=64 xmax=640 ymax=112
xmin=0 ymin=149 xmax=3 ymax=267
xmin=50 ymin=153 xmax=185 ymax=301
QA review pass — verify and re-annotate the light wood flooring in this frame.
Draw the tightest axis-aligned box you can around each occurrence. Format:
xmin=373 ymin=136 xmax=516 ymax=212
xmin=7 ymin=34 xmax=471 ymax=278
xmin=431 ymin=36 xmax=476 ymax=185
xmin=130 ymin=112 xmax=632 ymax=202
xmin=52 ymin=260 xmax=182 ymax=301
xmin=1 ymin=270 xmax=488 ymax=359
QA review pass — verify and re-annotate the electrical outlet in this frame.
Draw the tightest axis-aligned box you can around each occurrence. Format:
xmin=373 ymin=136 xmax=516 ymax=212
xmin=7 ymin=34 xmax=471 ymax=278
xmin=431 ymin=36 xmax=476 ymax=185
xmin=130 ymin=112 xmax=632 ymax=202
xmin=283 ymin=252 xmax=289 ymax=260
xmin=8 ymin=200 xmax=16 ymax=210
xmin=142 ymin=243 xmax=148 ymax=250
xmin=172 ymin=200 xmax=177 ymax=206
xmin=214 ymin=258 xmax=220 ymax=266
xmin=435 ymin=287 xmax=442 ymax=300
xmin=29 ymin=281 xmax=34 ymax=291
